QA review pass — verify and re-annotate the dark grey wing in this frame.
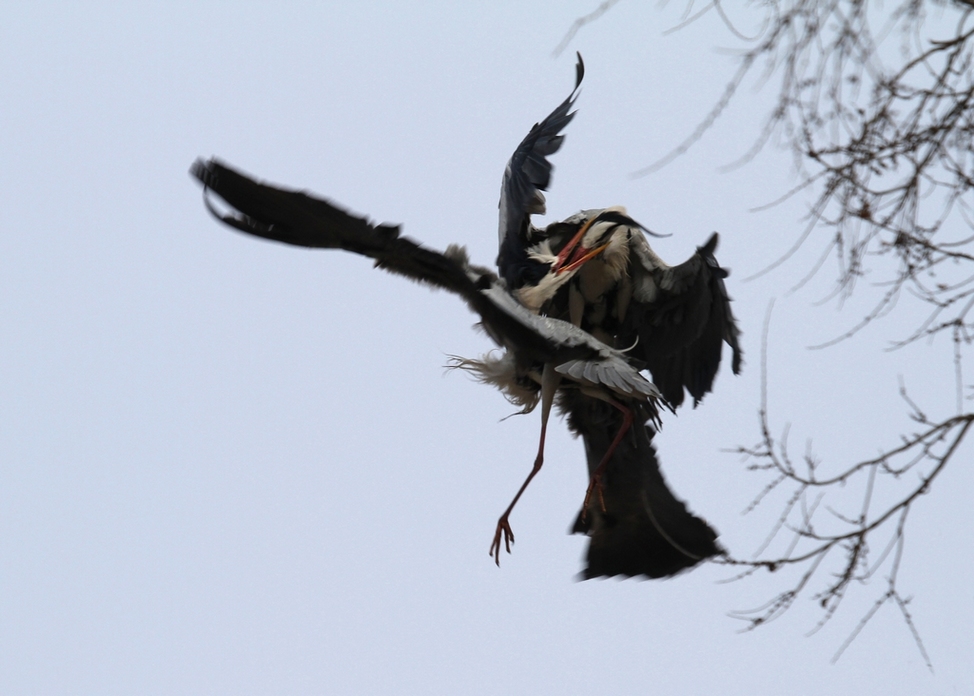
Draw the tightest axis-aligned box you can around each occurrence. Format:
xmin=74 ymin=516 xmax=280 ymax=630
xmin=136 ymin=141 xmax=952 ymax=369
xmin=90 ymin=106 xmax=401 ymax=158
xmin=623 ymin=232 xmax=743 ymax=408
xmin=191 ymin=158 xmax=481 ymax=296
xmin=497 ymin=54 xmax=584 ymax=273
xmin=562 ymin=390 xmax=722 ymax=579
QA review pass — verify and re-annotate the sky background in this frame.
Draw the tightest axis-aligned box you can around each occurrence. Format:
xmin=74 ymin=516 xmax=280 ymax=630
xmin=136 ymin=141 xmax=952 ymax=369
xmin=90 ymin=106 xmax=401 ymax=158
xmin=2 ymin=2 xmax=972 ymax=694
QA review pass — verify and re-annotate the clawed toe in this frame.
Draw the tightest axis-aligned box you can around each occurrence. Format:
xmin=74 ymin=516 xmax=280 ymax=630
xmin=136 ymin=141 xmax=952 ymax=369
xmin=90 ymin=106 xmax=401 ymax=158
xmin=489 ymin=517 xmax=515 ymax=566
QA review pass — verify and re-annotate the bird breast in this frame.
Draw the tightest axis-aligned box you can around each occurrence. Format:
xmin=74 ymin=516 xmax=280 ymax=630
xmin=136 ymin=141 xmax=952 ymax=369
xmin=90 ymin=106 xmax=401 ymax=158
xmin=571 ymin=229 xmax=631 ymax=315
xmin=569 ymin=279 xmax=633 ymax=342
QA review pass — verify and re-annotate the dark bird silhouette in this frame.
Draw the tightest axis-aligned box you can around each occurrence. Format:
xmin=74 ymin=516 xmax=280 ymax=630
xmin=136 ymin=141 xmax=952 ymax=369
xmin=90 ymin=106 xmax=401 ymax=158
xmin=562 ymin=390 xmax=720 ymax=579
xmin=487 ymin=52 xmax=742 ymax=575
xmin=190 ymin=158 xmax=669 ymax=570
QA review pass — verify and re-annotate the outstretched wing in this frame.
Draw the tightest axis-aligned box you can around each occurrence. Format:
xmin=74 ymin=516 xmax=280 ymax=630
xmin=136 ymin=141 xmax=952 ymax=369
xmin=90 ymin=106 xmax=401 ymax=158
xmin=497 ymin=53 xmax=584 ymax=284
xmin=190 ymin=158 xmax=472 ymax=292
xmin=562 ymin=390 xmax=722 ymax=579
xmin=623 ymin=232 xmax=743 ymax=408
xmin=190 ymin=158 xmax=658 ymax=401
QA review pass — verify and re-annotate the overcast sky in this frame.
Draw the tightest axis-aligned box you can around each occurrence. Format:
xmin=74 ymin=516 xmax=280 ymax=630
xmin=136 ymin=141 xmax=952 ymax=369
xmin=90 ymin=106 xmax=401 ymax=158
xmin=2 ymin=2 xmax=971 ymax=694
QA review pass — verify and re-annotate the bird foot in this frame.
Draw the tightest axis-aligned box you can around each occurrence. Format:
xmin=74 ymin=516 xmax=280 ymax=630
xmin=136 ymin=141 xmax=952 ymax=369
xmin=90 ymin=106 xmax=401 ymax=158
xmin=490 ymin=517 xmax=515 ymax=566
xmin=579 ymin=476 xmax=607 ymax=524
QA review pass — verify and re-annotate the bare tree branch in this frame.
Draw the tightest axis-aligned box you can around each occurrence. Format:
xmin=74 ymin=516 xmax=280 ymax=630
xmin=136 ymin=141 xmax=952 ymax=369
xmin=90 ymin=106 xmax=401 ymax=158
xmin=559 ymin=0 xmax=974 ymax=660
xmin=718 ymin=303 xmax=965 ymax=669
xmin=552 ymin=0 xmax=623 ymax=57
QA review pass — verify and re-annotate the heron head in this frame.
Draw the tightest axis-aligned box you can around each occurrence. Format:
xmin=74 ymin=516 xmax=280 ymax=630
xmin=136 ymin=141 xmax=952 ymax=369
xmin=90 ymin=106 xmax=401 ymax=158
xmin=551 ymin=206 xmax=638 ymax=274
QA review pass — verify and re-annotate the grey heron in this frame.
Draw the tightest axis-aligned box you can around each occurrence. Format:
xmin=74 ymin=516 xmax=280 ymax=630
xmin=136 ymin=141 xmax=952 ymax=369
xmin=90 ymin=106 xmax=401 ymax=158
xmin=497 ymin=54 xmax=742 ymax=409
xmin=190 ymin=158 xmax=666 ymax=569
xmin=489 ymin=52 xmax=742 ymax=575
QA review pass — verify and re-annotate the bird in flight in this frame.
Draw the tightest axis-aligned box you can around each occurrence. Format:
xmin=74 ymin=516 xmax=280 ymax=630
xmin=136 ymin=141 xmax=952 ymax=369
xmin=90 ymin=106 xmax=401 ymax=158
xmin=190 ymin=53 xmax=741 ymax=578
xmin=472 ymin=52 xmax=743 ymax=574
xmin=496 ymin=53 xmax=742 ymax=410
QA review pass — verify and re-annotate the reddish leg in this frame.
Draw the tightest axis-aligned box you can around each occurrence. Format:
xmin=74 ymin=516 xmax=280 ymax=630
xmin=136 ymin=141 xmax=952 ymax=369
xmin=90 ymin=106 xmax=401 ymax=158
xmin=580 ymin=398 xmax=633 ymax=520
xmin=490 ymin=363 xmax=559 ymax=566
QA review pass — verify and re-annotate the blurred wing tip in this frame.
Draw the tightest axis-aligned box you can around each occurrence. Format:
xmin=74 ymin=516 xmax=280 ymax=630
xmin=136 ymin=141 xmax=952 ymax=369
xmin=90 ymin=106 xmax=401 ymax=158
xmin=573 ymin=52 xmax=585 ymax=94
xmin=189 ymin=157 xmax=211 ymax=185
xmin=698 ymin=232 xmax=720 ymax=257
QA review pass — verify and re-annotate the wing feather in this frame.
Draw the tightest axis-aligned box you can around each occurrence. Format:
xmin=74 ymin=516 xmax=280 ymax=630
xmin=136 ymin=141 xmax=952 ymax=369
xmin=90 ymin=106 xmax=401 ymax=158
xmin=625 ymin=232 xmax=742 ymax=407
xmin=497 ymin=54 xmax=584 ymax=285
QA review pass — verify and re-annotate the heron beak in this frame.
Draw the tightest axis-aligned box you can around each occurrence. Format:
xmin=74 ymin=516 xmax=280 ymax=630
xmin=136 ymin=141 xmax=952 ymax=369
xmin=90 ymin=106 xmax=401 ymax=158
xmin=550 ymin=216 xmax=599 ymax=273
xmin=556 ymin=241 xmax=611 ymax=274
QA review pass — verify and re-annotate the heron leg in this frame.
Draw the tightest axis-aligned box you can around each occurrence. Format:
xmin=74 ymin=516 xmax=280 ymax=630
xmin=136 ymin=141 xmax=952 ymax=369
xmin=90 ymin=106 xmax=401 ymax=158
xmin=490 ymin=362 xmax=561 ymax=566
xmin=580 ymin=398 xmax=633 ymax=522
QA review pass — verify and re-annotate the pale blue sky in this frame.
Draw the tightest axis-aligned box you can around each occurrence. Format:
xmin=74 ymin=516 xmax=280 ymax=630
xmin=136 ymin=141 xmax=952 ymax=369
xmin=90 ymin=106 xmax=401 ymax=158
xmin=1 ymin=3 xmax=970 ymax=693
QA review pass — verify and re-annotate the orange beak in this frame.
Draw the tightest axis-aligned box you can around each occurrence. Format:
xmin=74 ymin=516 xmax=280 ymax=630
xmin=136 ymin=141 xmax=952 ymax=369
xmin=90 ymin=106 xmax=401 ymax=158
xmin=551 ymin=216 xmax=601 ymax=273
xmin=557 ymin=240 xmax=611 ymax=274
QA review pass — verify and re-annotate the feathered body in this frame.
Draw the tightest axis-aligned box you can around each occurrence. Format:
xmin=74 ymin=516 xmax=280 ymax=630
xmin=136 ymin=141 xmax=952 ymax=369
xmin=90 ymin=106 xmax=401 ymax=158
xmin=493 ymin=53 xmax=743 ymax=576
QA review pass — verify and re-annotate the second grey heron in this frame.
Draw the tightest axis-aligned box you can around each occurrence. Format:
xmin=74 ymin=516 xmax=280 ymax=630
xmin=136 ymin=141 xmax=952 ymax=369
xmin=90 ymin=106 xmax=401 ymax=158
xmin=496 ymin=53 xmax=742 ymax=409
